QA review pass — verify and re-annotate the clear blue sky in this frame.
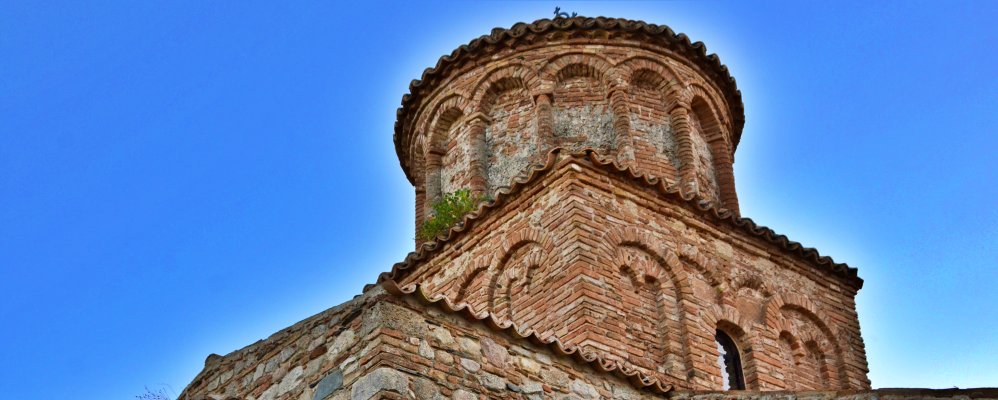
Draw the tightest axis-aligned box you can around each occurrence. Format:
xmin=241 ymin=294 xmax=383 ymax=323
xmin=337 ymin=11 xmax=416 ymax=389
xmin=1 ymin=1 xmax=995 ymax=398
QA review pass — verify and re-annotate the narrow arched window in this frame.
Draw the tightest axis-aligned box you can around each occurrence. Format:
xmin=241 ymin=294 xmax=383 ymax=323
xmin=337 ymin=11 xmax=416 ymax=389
xmin=715 ymin=329 xmax=745 ymax=390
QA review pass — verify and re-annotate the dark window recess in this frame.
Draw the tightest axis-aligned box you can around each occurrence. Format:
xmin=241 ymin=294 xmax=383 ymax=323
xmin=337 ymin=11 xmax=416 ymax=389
xmin=715 ymin=329 xmax=746 ymax=390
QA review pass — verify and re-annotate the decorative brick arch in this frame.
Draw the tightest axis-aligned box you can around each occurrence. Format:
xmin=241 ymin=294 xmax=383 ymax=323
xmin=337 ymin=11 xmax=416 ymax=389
xmin=539 ymin=53 xmax=637 ymax=160
xmin=489 ymin=245 xmax=544 ymax=323
xmin=775 ymin=327 xmax=806 ymax=390
xmin=455 ymin=252 xmax=494 ymax=303
xmin=470 ymin=63 xmax=543 ymax=112
xmin=799 ymin=329 xmax=841 ymax=389
xmin=700 ymin=304 xmax=762 ymax=390
xmin=731 ymin=273 xmax=772 ymax=296
xmin=467 ymin=64 xmax=546 ymax=194
xmin=616 ymin=56 xmax=685 ymax=93
xmin=688 ymin=84 xmax=732 ymax=135
xmin=763 ymin=293 xmax=832 ymax=332
xmin=683 ymin=88 xmax=737 ymax=211
xmin=719 ymin=272 xmax=773 ymax=307
xmin=411 ymin=137 xmax=428 ymax=239
xmin=425 ymin=95 xmax=470 ymax=152
xmin=613 ymin=56 xmax=688 ymax=179
xmin=686 ymin=85 xmax=732 ymax=152
xmin=763 ymin=293 xmax=849 ymax=389
xmin=677 ymin=242 xmax=724 ymax=289
xmin=417 ymin=93 xmax=470 ymax=148
xmin=701 ymin=304 xmax=758 ymax=339
xmin=421 ymin=94 xmax=472 ymax=208
xmin=452 ymin=228 xmax=554 ymax=325
xmin=607 ymin=226 xmax=697 ymax=382
xmin=537 ymin=52 xmax=618 ymax=93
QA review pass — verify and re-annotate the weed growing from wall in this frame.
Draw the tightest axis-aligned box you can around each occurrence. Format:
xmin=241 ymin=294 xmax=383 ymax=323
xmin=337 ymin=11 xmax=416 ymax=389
xmin=418 ymin=189 xmax=488 ymax=241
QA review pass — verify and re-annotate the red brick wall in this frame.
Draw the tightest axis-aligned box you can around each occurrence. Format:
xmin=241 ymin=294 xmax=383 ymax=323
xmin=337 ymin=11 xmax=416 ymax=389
xmin=396 ymin=154 xmax=871 ymax=391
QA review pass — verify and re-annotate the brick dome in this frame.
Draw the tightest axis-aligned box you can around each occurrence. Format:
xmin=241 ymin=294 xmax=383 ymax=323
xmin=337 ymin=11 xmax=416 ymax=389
xmin=394 ymin=17 xmax=746 ymax=230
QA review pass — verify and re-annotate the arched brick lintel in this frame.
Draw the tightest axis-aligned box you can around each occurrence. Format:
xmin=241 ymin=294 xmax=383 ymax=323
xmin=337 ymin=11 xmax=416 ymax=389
xmin=701 ymin=304 xmax=762 ymax=390
xmin=763 ymin=293 xmax=851 ymax=389
xmin=470 ymin=63 xmax=544 ymax=112
xmin=537 ymin=52 xmax=620 ymax=94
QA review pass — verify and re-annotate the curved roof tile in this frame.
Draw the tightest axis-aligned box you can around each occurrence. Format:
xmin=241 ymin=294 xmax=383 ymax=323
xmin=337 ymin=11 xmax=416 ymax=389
xmin=376 ymin=148 xmax=862 ymax=293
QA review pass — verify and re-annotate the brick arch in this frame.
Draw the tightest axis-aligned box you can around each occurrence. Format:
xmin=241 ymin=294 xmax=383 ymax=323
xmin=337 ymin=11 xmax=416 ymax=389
xmin=614 ymin=56 xmax=688 ymax=178
xmin=730 ymin=273 xmax=772 ymax=297
xmin=686 ymin=91 xmax=734 ymax=208
xmin=701 ymin=304 xmax=762 ymax=389
xmin=489 ymin=244 xmax=543 ymax=323
xmin=455 ymin=253 xmax=494 ymax=303
xmin=607 ymin=227 xmax=697 ymax=383
xmin=470 ymin=63 xmax=543 ymax=112
xmin=676 ymin=243 xmax=724 ymax=289
xmin=616 ymin=56 xmax=684 ymax=93
xmin=687 ymin=85 xmax=732 ymax=152
xmin=688 ymin=84 xmax=732 ymax=133
xmin=686 ymin=84 xmax=736 ymax=196
xmin=425 ymin=95 xmax=469 ymax=151
xmin=776 ymin=329 xmax=805 ymax=390
xmin=470 ymin=65 xmax=544 ymax=194
xmin=763 ymin=293 xmax=849 ymax=389
xmin=763 ymin=293 xmax=832 ymax=332
xmin=423 ymin=104 xmax=465 ymax=206
xmin=720 ymin=273 xmax=772 ymax=306
xmin=702 ymin=304 xmax=758 ymax=338
xmin=454 ymin=228 xmax=554 ymax=326
xmin=417 ymin=93 xmax=470 ymax=148
xmin=537 ymin=52 xmax=618 ymax=93
xmin=800 ymin=335 xmax=839 ymax=389
xmin=688 ymin=96 xmax=725 ymax=156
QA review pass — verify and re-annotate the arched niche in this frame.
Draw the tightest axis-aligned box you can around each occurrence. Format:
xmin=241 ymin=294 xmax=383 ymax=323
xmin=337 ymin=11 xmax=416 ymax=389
xmin=763 ymin=294 xmax=849 ymax=389
xmin=423 ymin=95 xmax=470 ymax=210
xmin=702 ymin=305 xmax=761 ymax=390
xmin=477 ymin=75 xmax=539 ymax=193
xmin=454 ymin=229 xmax=554 ymax=330
xmin=618 ymin=57 xmax=685 ymax=182
xmin=540 ymin=53 xmax=617 ymax=154
xmin=688 ymin=95 xmax=723 ymax=203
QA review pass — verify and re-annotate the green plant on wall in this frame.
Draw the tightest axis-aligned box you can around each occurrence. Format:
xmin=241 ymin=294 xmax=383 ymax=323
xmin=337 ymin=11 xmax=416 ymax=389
xmin=418 ymin=189 xmax=488 ymax=241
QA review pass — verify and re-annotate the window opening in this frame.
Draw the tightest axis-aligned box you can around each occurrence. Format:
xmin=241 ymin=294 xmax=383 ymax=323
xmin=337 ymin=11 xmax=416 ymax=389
xmin=715 ymin=329 xmax=746 ymax=390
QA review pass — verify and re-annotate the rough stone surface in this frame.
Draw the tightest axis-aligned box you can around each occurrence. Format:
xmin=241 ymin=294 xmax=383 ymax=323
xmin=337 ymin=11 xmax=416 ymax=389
xmin=312 ymin=369 xmax=343 ymax=400
xmin=480 ymin=337 xmax=508 ymax=368
xmin=351 ymin=367 xmax=409 ymax=400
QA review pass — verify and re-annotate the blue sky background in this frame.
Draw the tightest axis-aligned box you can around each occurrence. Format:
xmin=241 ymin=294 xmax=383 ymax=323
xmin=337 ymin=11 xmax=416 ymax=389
xmin=1 ymin=1 xmax=996 ymax=398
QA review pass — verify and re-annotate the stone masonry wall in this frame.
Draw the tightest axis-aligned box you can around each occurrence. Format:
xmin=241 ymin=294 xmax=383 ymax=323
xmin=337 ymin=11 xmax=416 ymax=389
xmin=178 ymin=286 xmax=670 ymax=400
xmin=394 ymin=153 xmax=870 ymax=391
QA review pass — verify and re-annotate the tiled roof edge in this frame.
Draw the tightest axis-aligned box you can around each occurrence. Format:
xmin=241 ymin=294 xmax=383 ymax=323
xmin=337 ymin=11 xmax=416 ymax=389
xmin=394 ymin=16 xmax=745 ymax=184
xmin=375 ymin=148 xmax=861 ymax=290
xmin=580 ymin=150 xmax=863 ymax=289
xmin=381 ymin=280 xmax=674 ymax=395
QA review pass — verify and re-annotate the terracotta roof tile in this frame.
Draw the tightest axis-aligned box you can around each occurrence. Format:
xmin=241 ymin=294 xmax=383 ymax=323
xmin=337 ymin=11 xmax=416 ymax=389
xmin=376 ymin=148 xmax=862 ymax=290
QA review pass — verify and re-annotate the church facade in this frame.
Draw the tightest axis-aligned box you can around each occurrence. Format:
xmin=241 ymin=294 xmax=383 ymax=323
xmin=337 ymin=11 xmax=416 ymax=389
xmin=178 ymin=17 xmax=994 ymax=400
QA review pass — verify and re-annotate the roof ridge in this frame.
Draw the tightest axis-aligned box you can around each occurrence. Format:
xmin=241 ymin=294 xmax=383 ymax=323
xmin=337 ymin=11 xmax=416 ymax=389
xmin=375 ymin=147 xmax=861 ymax=290
xmin=382 ymin=281 xmax=673 ymax=394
